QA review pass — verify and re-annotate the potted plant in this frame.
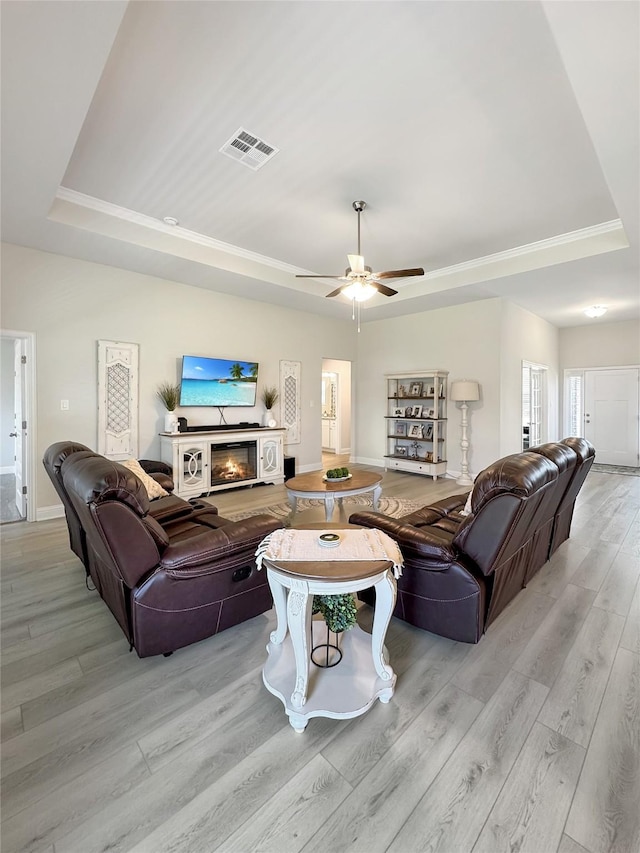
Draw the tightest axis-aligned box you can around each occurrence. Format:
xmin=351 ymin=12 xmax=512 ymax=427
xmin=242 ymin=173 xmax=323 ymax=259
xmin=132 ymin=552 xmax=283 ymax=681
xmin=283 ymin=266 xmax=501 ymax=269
xmin=156 ymin=381 xmax=180 ymax=432
xmin=261 ymin=386 xmax=279 ymax=426
xmin=312 ymin=593 xmax=358 ymax=634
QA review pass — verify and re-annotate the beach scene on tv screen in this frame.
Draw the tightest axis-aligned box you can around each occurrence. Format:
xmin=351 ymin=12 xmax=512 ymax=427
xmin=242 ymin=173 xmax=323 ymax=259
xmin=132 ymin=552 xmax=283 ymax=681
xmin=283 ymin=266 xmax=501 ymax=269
xmin=180 ymin=357 xmax=258 ymax=406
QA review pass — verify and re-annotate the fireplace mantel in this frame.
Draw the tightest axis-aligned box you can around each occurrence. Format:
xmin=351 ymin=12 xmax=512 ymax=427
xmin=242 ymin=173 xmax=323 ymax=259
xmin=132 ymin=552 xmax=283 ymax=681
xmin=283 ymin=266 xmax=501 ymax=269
xmin=159 ymin=428 xmax=285 ymax=499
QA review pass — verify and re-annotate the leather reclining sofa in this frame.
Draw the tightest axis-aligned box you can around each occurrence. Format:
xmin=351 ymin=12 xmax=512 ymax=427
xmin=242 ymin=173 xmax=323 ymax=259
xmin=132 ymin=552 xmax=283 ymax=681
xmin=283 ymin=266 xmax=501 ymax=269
xmin=350 ymin=437 xmax=595 ymax=644
xmin=44 ymin=441 xmax=200 ymax=578
xmin=44 ymin=443 xmax=283 ymax=657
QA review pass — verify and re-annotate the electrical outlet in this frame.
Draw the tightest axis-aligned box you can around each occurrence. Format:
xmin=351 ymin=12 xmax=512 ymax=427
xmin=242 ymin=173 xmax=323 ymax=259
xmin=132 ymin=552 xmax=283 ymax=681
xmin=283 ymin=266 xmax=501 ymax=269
xmin=60 ymin=400 xmax=69 ymax=411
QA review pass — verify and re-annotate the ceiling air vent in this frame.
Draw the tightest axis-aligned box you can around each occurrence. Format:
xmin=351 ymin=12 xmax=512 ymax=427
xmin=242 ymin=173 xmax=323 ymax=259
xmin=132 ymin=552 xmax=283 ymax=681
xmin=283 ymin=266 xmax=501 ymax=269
xmin=219 ymin=128 xmax=279 ymax=171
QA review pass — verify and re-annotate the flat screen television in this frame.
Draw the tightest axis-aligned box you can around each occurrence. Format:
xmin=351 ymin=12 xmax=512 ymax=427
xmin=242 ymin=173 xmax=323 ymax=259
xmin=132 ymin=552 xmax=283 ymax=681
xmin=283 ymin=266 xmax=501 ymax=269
xmin=179 ymin=356 xmax=259 ymax=407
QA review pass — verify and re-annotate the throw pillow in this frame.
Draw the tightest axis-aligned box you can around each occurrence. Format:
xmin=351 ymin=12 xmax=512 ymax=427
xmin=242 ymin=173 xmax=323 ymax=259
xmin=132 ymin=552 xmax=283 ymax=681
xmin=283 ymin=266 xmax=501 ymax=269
xmin=121 ymin=458 xmax=169 ymax=500
xmin=460 ymin=489 xmax=474 ymax=516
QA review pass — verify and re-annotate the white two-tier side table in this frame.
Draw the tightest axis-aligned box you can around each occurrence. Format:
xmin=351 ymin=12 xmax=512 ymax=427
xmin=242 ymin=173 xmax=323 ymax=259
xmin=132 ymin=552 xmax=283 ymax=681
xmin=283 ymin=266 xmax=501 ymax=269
xmin=262 ymin=553 xmax=398 ymax=733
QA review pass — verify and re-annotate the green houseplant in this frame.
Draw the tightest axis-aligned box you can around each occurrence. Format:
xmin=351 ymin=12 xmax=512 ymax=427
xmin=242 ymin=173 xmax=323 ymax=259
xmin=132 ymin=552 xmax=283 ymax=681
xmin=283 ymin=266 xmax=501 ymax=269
xmin=312 ymin=593 xmax=358 ymax=633
xmin=261 ymin=386 xmax=279 ymax=410
xmin=156 ymin=381 xmax=180 ymax=412
xmin=157 ymin=381 xmax=180 ymax=432
xmin=261 ymin=386 xmax=279 ymax=427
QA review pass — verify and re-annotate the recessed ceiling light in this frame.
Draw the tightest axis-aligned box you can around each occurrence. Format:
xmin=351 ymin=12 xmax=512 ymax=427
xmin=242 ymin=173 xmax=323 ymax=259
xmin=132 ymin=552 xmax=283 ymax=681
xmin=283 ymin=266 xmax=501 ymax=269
xmin=584 ymin=305 xmax=608 ymax=318
xmin=163 ymin=216 xmax=179 ymax=226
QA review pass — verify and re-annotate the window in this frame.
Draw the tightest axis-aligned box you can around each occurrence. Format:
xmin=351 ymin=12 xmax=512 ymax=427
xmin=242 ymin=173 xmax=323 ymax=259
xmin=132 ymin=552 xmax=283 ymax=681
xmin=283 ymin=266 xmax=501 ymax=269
xmin=522 ymin=362 xmax=548 ymax=449
xmin=564 ymin=371 xmax=584 ymax=437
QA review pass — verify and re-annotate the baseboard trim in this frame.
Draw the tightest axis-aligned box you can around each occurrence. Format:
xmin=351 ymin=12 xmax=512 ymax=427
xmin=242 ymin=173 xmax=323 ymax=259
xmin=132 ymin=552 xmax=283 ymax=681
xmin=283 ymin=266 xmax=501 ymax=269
xmin=37 ymin=503 xmax=65 ymax=522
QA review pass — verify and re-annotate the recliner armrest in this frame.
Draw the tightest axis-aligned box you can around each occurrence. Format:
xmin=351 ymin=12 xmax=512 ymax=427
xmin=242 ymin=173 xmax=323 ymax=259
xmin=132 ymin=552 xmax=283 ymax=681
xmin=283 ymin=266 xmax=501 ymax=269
xmin=349 ymin=511 xmax=456 ymax=568
xmin=160 ymin=515 xmax=283 ymax=574
xmin=148 ymin=472 xmax=175 ymax=493
xmin=426 ymin=493 xmax=470 ymax=516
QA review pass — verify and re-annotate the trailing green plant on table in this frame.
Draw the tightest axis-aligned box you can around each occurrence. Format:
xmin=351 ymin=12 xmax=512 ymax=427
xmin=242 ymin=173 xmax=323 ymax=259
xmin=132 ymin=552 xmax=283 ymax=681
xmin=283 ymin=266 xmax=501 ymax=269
xmin=312 ymin=593 xmax=358 ymax=633
xmin=156 ymin=381 xmax=180 ymax=412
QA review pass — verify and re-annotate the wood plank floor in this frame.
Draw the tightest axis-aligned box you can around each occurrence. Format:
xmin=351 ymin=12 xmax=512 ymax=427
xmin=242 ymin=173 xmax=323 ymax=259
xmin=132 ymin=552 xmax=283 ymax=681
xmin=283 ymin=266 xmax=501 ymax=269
xmin=1 ymin=460 xmax=639 ymax=853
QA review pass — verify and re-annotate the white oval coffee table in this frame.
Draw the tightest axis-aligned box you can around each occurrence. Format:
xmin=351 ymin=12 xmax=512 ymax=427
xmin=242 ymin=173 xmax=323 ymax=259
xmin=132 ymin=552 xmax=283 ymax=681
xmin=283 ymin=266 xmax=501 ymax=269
xmin=285 ymin=470 xmax=383 ymax=522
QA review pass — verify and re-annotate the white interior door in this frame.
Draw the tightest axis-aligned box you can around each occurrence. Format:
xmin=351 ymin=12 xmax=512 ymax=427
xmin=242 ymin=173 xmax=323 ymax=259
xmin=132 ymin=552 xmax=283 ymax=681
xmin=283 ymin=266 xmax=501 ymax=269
xmin=13 ymin=339 xmax=26 ymax=517
xmin=584 ymin=368 xmax=639 ymax=466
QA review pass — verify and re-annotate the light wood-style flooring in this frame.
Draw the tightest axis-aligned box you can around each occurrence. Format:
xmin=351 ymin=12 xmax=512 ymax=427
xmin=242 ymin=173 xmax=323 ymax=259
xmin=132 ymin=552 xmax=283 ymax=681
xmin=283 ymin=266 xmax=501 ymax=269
xmin=1 ymin=461 xmax=639 ymax=853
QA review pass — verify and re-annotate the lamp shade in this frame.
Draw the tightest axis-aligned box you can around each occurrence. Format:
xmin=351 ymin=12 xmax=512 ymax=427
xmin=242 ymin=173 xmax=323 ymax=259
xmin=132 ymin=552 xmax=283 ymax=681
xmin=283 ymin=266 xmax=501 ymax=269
xmin=450 ymin=380 xmax=480 ymax=402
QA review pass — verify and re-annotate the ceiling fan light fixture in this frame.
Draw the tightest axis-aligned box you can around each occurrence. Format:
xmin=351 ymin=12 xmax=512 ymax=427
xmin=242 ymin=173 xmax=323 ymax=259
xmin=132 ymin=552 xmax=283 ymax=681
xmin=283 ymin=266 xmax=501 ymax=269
xmin=584 ymin=305 xmax=608 ymax=318
xmin=341 ymin=281 xmax=377 ymax=302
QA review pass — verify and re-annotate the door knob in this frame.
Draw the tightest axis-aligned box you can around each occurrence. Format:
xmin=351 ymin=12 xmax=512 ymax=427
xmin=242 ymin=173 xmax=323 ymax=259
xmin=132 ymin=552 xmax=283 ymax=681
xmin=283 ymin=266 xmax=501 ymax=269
xmin=9 ymin=431 xmax=17 ymax=437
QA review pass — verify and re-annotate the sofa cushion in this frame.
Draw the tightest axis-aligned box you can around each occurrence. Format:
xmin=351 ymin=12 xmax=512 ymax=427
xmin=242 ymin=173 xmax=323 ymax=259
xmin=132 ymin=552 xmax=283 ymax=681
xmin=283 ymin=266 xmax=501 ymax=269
xmin=121 ymin=458 xmax=169 ymax=499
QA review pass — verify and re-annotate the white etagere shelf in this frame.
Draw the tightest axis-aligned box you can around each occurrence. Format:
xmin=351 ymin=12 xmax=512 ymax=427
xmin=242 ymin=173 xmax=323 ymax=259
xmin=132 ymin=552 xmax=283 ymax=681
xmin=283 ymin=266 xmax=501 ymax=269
xmin=385 ymin=370 xmax=448 ymax=480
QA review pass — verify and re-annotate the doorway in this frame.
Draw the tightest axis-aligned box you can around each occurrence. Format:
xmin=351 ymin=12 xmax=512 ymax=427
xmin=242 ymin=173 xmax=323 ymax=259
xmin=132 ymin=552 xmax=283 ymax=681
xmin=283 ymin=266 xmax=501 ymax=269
xmin=0 ymin=330 xmax=36 ymax=523
xmin=321 ymin=359 xmax=352 ymax=457
xmin=564 ymin=366 xmax=640 ymax=467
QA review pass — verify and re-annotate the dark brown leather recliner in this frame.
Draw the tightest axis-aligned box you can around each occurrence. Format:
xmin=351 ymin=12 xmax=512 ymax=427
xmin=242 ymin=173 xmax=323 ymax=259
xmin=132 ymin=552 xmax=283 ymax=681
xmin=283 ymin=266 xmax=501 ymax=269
xmin=528 ymin=441 xmax=580 ymax=562
xmin=555 ymin=437 xmax=596 ymax=554
xmin=43 ymin=441 xmax=201 ymax=575
xmin=424 ymin=439 xmax=594 ymax=563
xmin=60 ymin=451 xmax=283 ymax=657
xmin=350 ymin=451 xmax=560 ymax=643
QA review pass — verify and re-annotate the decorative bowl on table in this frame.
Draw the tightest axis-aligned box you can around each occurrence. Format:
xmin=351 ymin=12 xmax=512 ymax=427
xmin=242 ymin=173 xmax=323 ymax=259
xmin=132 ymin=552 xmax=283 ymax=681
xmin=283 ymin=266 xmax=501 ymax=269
xmin=323 ymin=467 xmax=351 ymax=482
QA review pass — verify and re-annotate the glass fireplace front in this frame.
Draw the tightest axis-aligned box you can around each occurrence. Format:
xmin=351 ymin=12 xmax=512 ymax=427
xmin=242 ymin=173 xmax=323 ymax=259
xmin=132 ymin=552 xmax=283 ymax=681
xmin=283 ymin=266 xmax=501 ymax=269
xmin=210 ymin=440 xmax=258 ymax=487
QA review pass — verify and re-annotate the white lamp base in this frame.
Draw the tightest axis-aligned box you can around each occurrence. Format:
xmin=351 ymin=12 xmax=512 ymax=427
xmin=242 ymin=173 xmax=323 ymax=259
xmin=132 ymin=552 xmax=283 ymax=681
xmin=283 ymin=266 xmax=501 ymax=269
xmin=456 ymin=400 xmax=474 ymax=487
xmin=456 ymin=473 xmax=474 ymax=487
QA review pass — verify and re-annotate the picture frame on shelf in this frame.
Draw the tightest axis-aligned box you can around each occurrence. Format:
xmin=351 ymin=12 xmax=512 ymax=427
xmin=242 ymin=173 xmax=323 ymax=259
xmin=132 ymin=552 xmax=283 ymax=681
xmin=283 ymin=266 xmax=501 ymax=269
xmin=392 ymin=407 xmax=405 ymax=417
xmin=398 ymin=385 xmax=407 ymax=397
xmin=424 ymin=422 xmax=434 ymax=440
xmin=394 ymin=445 xmax=407 ymax=456
xmin=409 ymin=382 xmax=423 ymax=397
xmin=395 ymin=421 xmax=407 ymax=436
xmin=426 ymin=384 xmax=435 ymax=397
xmin=425 ymin=407 xmax=435 ymax=418
xmin=410 ymin=404 xmax=423 ymax=418
xmin=439 ymin=383 xmax=444 ymax=397
xmin=405 ymin=406 xmax=413 ymax=417
xmin=408 ymin=423 xmax=423 ymax=438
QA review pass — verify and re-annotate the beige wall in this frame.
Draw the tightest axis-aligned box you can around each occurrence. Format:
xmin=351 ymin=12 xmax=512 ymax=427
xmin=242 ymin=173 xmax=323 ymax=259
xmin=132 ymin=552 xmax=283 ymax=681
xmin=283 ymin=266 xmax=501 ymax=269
xmin=3 ymin=238 xmax=632 ymax=515
xmin=560 ymin=320 xmax=640 ymax=369
xmin=355 ymin=299 xmax=504 ymax=479
xmin=500 ymin=301 xmax=560 ymax=455
xmin=0 ymin=243 xmax=358 ymax=513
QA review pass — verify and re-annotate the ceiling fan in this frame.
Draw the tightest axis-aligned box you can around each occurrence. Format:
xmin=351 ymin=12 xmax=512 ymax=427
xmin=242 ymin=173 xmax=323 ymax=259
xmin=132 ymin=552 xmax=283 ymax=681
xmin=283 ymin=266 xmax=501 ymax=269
xmin=295 ymin=200 xmax=424 ymax=300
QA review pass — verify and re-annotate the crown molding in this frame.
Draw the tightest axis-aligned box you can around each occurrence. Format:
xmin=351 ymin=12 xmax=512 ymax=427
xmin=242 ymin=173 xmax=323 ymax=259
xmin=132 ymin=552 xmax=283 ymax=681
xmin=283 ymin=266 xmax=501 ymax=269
xmin=50 ymin=187 xmax=629 ymax=302
xmin=53 ymin=187 xmax=303 ymax=274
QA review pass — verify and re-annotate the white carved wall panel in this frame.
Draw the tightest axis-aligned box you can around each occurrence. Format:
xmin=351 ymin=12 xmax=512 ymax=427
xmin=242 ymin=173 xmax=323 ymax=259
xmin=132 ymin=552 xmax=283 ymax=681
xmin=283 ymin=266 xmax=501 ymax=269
xmin=98 ymin=340 xmax=139 ymax=459
xmin=280 ymin=360 xmax=301 ymax=446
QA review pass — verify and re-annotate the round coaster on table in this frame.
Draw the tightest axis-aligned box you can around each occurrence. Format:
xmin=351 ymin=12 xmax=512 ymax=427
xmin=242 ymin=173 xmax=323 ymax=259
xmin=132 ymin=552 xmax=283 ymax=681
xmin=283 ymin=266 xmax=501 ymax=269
xmin=318 ymin=532 xmax=341 ymax=548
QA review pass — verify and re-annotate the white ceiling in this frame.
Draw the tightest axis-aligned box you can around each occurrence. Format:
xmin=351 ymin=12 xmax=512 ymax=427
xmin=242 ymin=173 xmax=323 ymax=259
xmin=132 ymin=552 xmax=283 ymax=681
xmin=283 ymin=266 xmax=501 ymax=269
xmin=1 ymin=0 xmax=638 ymax=328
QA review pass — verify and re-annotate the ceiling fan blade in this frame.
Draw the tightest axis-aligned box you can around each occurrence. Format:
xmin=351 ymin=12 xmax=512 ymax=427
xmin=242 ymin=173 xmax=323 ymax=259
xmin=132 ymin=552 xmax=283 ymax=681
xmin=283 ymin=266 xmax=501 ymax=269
xmin=372 ymin=267 xmax=425 ymax=280
xmin=325 ymin=286 xmax=347 ymax=298
xmin=372 ymin=282 xmax=398 ymax=297
xmin=295 ymin=274 xmax=345 ymax=279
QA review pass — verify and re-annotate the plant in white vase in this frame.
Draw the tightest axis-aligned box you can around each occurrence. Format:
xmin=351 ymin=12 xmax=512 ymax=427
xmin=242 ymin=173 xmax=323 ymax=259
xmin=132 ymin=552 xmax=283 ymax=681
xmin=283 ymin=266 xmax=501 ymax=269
xmin=156 ymin=382 xmax=180 ymax=433
xmin=261 ymin=386 xmax=279 ymax=427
